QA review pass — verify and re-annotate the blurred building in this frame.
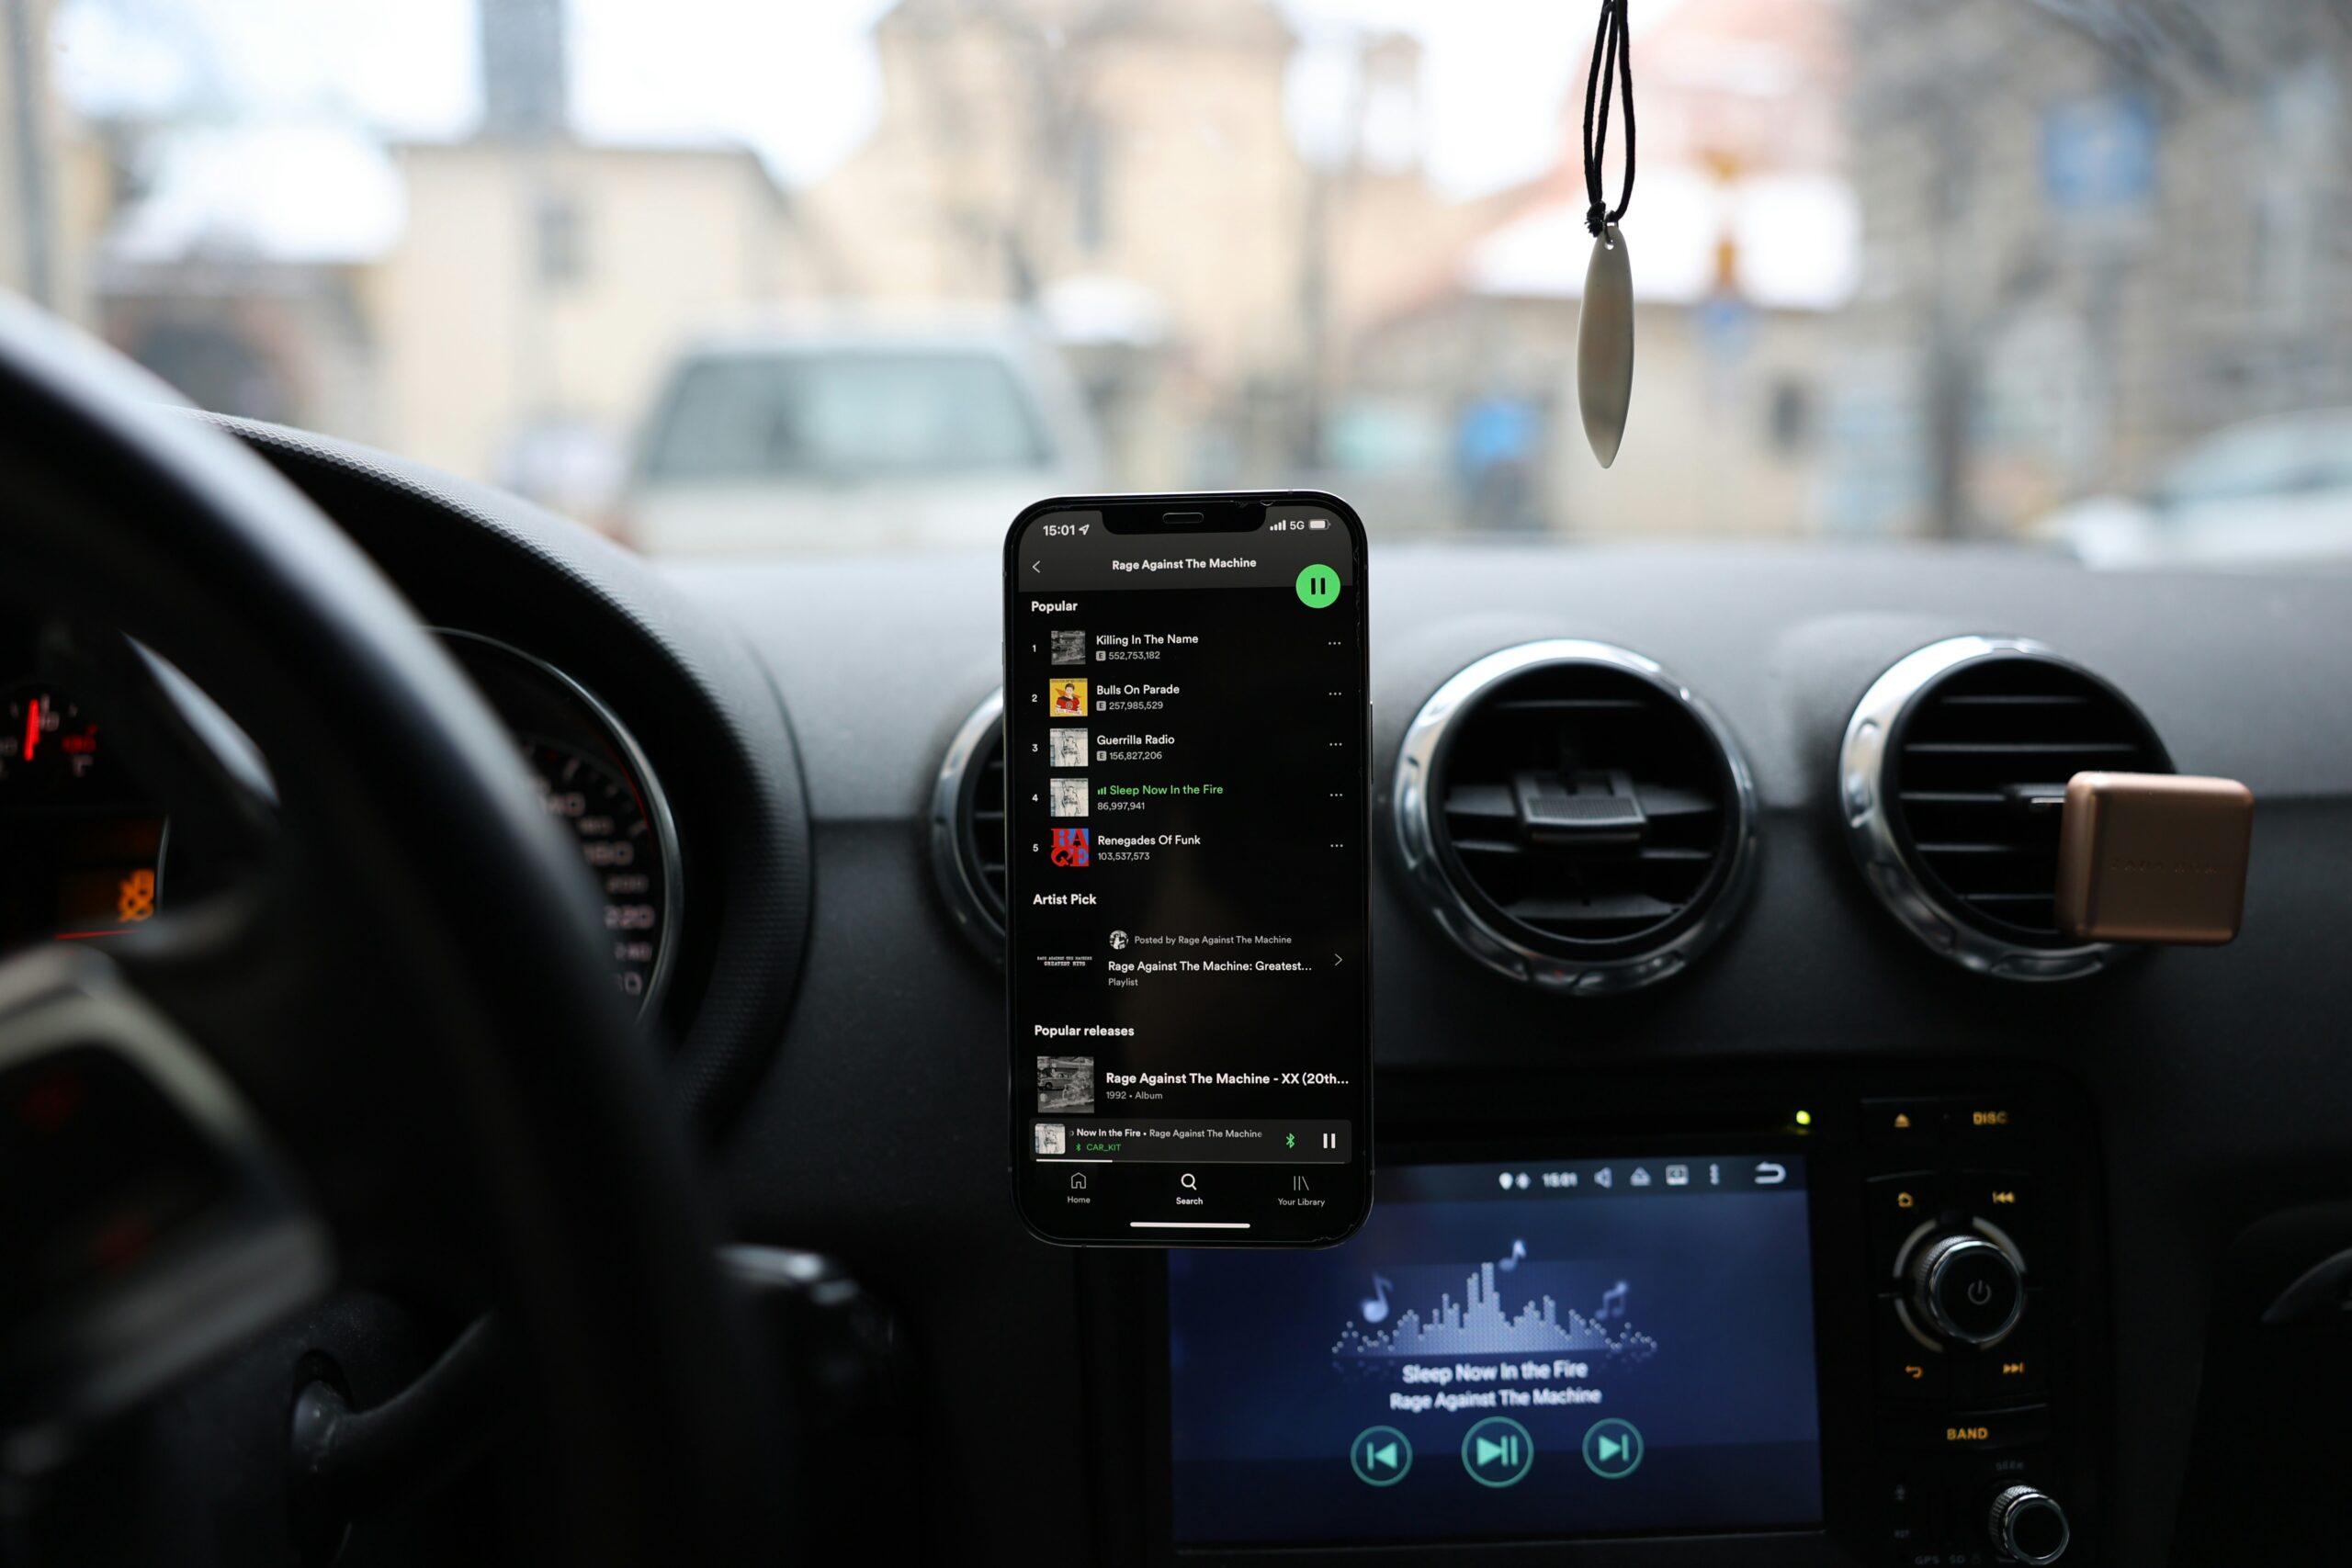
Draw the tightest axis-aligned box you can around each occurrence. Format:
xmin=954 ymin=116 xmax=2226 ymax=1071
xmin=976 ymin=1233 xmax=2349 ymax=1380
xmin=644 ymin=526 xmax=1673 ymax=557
xmin=375 ymin=137 xmax=804 ymax=506
xmin=803 ymin=0 xmax=1475 ymax=491
xmin=96 ymin=124 xmax=401 ymax=439
xmin=806 ymin=0 xmax=1306 ymax=487
xmin=1826 ymin=0 xmax=2352 ymax=537
xmin=375 ymin=0 xmax=817 ymax=502
xmin=79 ymin=0 xmax=820 ymax=520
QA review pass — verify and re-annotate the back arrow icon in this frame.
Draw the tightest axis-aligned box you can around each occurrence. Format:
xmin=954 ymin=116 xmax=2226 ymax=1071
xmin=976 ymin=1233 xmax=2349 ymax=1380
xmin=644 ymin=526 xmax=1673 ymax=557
xmin=1032 ymin=559 xmax=1043 ymax=573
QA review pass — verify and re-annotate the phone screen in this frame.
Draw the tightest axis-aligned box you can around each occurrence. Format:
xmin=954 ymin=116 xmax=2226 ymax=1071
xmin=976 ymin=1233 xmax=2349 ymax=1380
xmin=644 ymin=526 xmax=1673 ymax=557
xmin=1004 ymin=493 xmax=1371 ymax=1246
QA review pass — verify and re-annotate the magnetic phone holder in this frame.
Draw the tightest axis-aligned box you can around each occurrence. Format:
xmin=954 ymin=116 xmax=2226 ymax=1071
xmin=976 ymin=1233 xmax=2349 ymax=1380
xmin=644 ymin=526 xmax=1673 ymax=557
xmin=2054 ymin=772 xmax=2253 ymax=944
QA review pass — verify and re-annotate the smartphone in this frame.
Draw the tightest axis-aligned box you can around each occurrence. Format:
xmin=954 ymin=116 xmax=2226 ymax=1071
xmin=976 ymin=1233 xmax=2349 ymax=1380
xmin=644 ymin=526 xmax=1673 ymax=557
xmin=1004 ymin=492 xmax=1371 ymax=1247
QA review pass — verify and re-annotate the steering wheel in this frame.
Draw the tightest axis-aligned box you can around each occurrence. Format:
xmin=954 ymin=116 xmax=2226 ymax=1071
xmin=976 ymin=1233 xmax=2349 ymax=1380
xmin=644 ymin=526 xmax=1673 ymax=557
xmin=0 ymin=304 xmax=777 ymax=1558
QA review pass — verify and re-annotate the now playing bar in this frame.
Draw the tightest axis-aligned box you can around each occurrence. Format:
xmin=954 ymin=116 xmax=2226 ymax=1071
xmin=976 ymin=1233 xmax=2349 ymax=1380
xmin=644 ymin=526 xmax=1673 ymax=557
xmin=1031 ymin=1117 xmax=1351 ymax=1164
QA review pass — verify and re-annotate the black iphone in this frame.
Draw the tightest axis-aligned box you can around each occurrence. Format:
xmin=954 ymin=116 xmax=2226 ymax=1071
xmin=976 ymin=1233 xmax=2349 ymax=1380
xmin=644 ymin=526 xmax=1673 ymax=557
xmin=1004 ymin=492 xmax=1372 ymax=1247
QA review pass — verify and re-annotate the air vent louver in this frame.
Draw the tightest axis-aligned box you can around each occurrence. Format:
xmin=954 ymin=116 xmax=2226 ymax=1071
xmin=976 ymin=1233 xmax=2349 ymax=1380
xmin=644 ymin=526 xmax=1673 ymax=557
xmin=967 ymin=730 xmax=1006 ymax=923
xmin=1396 ymin=642 xmax=1755 ymax=991
xmin=930 ymin=690 xmax=1007 ymax=960
xmin=1889 ymin=656 xmax=2168 ymax=944
xmin=1842 ymin=637 xmax=2172 ymax=978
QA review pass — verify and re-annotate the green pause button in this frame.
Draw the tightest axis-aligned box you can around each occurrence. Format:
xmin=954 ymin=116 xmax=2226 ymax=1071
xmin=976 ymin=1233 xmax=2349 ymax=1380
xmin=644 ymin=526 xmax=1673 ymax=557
xmin=1296 ymin=564 xmax=1341 ymax=608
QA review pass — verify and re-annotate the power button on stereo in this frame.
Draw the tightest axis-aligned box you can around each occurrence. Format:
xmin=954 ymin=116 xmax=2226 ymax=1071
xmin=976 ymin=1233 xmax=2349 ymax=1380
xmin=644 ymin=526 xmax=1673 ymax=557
xmin=1909 ymin=1234 xmax=2024 ymax=1348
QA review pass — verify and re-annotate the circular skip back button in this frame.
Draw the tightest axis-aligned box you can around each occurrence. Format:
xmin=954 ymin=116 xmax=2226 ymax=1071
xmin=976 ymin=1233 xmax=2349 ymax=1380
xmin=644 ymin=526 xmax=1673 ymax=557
xmin=1460 ymin=1416 xmax=1536 ymax=1488
xmin=1581 ymin=1416 xmax=1645 ymax=1480
xmin=1349 ymin=1426 xmax=1412 ymax=1487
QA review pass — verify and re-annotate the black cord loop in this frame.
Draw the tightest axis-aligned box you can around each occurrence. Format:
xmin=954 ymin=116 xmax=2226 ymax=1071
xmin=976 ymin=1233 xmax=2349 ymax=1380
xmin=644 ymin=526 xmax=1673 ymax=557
xmin=1581 ymin=0 xmax=1636 ymax=239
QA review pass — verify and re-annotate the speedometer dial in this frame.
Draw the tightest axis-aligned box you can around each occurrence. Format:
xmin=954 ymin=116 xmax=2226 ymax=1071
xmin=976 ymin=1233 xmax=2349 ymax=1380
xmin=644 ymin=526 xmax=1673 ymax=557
xmin=436 ymin=631 xmax=681 ymax=1016
xmin=523 ymin=737 xmax=667 ymax=1004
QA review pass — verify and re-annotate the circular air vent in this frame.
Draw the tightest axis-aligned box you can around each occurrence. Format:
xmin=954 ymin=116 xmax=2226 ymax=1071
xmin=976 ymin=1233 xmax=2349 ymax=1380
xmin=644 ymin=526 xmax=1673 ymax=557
xmin=1395 ymin=641 xmax=1757 ymax=993
xmin=930 ymin=689 xmax=1006 ymax=961
xmin=1840 ymin=637 xmax=2172 ymax=979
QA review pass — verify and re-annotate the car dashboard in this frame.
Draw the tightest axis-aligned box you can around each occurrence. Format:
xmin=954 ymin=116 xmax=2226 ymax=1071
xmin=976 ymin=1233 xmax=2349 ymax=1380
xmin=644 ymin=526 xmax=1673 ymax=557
xmin=705 ymin=540 xmax=2351 ymax=1566
xmin=20 ymin=421 xmax=2352 ymax=1566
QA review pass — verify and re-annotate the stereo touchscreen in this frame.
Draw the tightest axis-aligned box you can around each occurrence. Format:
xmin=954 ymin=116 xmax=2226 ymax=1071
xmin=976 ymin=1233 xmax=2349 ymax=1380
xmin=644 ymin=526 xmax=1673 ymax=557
xmin=1166 ymin=1154 xmax=1822 ymax=1547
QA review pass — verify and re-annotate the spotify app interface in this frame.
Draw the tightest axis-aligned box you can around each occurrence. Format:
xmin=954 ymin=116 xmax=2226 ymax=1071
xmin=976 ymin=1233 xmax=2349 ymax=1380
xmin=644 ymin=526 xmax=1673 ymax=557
xmin=1005 ymin=496 xmax=1370 ymax=1246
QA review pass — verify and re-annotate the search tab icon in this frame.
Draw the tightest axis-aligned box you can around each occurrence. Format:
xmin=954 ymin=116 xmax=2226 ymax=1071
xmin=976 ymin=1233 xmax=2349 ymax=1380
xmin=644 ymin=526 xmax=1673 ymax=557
xmin=1180 ymin=1173 xmax=1198 ymax=1191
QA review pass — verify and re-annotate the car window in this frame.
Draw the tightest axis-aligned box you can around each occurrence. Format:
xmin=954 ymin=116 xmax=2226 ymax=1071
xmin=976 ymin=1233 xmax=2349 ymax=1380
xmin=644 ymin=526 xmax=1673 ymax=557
xmin=643 ymin=352 xmax=1051 ymax=482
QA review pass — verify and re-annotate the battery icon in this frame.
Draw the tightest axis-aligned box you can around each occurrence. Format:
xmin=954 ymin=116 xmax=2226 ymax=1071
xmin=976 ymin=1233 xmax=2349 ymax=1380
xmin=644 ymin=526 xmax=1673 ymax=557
xmin=1307 ymin=518 xmax=1328 ymax=529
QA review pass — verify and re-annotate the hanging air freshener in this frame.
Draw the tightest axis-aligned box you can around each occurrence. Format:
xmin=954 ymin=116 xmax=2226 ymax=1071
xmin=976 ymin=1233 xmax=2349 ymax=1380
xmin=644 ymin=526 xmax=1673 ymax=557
xmin=1576 ymin=0 xmax=1637 ymax=467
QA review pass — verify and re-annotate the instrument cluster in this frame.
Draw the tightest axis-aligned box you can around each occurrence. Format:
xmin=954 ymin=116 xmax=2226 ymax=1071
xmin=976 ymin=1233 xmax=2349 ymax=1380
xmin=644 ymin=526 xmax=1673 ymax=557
xmin=0 ymin=635 xmax=679 ymax=1014
xmin=0 ymin=677 xmax=164 ymax=948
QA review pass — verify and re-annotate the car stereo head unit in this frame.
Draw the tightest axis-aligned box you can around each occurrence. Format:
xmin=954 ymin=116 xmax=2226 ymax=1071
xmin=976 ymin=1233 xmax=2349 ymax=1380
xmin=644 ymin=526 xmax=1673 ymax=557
xmin=1165 ymin=1154 xmax=1823 ymax=1548
xmin=1080 ymin=1068 xmax=2104 ymax=1568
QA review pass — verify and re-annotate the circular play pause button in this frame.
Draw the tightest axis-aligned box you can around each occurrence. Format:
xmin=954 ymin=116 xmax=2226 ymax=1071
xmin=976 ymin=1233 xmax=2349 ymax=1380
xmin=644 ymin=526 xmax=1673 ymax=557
xmin=1295 ymin=564 xmax=1341 ymax=608
xmin=1349 ymin=1425 xmax=1412 ymax=1486
xmin=1582 ymin=1416 xmax=1645 ymax=1480
xmin=1460 ymin=1416 xmax=1535 ymax=1488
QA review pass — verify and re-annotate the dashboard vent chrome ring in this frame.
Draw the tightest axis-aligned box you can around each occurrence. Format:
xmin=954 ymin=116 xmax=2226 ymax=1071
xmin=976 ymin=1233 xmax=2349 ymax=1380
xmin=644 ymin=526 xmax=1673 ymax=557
xmin=1394 ymin=640 xmax=1758 ymax=994
xmin=931 ymin=688 xmax=1006 ymax=963
xmin=1839 ymin=636 xmax=2172 ymax=981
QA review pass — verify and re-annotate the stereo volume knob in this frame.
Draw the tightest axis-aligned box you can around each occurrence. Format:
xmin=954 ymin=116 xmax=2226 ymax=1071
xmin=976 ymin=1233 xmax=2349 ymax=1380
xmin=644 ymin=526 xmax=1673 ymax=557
xmin=1987 ymin=1483 xmax=2070 ymax=1564
xmin=1907 ymin=1233 xmax=2024 ymax=1346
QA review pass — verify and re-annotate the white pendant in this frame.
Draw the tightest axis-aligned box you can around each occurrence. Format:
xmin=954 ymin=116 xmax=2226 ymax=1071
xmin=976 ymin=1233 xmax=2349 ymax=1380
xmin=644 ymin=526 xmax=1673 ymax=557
xmin=1577 ymin=223 xmax=1634 ymax=468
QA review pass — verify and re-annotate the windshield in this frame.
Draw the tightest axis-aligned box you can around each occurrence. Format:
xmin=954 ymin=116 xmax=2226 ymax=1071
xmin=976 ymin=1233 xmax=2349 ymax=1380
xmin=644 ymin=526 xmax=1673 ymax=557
xmin=1 ymin=0 xmax=2341 ymax=565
